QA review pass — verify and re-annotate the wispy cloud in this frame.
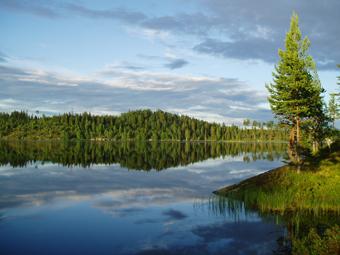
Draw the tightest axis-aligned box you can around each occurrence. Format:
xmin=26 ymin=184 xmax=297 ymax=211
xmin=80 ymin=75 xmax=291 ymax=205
xmin=194 ymin=38 xmax=278 ymax=63
xmin=164 ymin=58 xmax=189 ymax=70
xmin=194 ymin=0 xmax=340 ymax=70
xmin=64 ymin=3 xmax=147 ymax=23
xmin=0 ymin=0 xmax=61 ymax=18
xmin=2 ymin=0 xmax=338 ymax=69
xmin=2 ymin=1 xmax=336 ymax=122
xmin=101 ymin=62 xmax=145 ymax=72
xmin=135 ymin=54 xmax=189 ymax=70
xmin=0 ymin=52 xmax=7 ymax=62
xmin=0 ymin=62 xmax=271 ymax=123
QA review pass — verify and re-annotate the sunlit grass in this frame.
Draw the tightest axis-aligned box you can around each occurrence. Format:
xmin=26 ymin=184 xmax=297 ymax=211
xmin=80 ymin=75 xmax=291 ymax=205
xmin=216 ymin=147 xmax=340 ymax=213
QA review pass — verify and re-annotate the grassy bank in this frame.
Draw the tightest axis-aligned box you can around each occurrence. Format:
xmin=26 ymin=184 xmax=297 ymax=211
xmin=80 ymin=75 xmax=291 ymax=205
xmin=215 ymin=145 xmax=340 ymax=213
xmin=215 ymin=143 xmax=340 ymax=254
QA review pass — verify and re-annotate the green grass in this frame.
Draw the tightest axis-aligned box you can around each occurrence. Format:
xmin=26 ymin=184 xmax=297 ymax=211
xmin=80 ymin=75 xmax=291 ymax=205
xmin=215 ymin=143 xmax=340 ymax=254
xmin=216 ymin=146 xmax=340 ymax=213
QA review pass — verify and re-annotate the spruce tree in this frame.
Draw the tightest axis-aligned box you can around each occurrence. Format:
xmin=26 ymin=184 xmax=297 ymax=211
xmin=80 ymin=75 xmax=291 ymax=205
xmin=336 ymin=64 xmax=340 ymax=105
xmin=329 ymin=94 xmax=339 ymax=128
xmin=266 ymin=12 xmax=324 ymax=148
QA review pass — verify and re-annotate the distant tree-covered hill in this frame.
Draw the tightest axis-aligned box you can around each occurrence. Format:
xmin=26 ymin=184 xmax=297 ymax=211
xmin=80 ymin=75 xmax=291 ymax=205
xmin=0 ymin=110 xmax=288 ymax=141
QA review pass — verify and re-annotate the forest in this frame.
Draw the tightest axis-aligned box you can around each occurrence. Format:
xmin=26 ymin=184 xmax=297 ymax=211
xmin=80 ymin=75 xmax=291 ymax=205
xmin=0 ymin=110 xmax=289 ymax=142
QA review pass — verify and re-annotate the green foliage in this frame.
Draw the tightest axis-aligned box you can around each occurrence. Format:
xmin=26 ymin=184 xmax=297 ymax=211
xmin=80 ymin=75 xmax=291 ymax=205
xmin=329 ymin=94 xmax=339 ymax=128
xmin=266 ymin=12 xmax=327 ymax=149
xmin=216 ymin=144 xmax=340 ymax=213
xmin=243 ymin=119 xmax=250 ymax=127
xmin=215 ymin=142 xmax=340 ymax=254
xmin=337 ymin=64 xmax=340 ymax=85
xmin=0 ymin=110 xmax=288 ymax=142
xmin=292 ymin=225 xmax=340 ymax=255
xmin=329 ymin=65 xmax=339 ymax=126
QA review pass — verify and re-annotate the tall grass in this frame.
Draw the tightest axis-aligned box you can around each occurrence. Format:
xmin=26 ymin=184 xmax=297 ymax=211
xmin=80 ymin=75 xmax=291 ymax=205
xmin=216 ymin=149 xmax=340 ymax=213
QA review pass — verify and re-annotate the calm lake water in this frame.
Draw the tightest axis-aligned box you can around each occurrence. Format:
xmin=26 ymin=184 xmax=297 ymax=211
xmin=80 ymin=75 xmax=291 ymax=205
xmin=0 ymin=141 xmax=289 ymax=255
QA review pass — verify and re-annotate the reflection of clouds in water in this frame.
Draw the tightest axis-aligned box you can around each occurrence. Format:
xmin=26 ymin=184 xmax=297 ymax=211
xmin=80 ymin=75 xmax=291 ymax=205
xmin=134 ymin=221 xmax=283 ymax=255
xmin=182 ymin=156 xmax=244 ymax=174
xmin=192 ymin=221 xmax=283 ymax=255
xmin=93 ymin=188 xmax=195 ymax=217
xmin=134 ymin=218 xmax=160 ymax=225
xmin=162 ymin=209 xmax=188 ymax=220
xmin=193 ymin=221 xmax=280 ymax=243
xmin=0 ymin=157 xmax=284 ymax=212
xmin=0 ymin=155 xmax=286 ymax=255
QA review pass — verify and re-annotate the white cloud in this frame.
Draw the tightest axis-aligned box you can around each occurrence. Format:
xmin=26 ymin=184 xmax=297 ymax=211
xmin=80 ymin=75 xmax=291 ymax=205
xmin=0 ymin=62 xmax=272 ymax=122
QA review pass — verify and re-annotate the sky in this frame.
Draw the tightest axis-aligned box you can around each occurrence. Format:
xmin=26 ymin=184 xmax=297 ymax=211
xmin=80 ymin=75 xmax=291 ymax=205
xmin=0 ymin=0 xmax=339 ymax=124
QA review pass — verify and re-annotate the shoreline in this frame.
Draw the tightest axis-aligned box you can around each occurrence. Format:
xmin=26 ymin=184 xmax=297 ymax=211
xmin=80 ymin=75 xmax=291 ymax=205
xmin=215 ymin=146 xmax=340 ymax=213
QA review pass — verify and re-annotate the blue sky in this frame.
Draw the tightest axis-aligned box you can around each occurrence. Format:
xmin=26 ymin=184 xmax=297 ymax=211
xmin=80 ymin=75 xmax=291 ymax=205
xmin=0 ymin=0 xmax=339 ymax=124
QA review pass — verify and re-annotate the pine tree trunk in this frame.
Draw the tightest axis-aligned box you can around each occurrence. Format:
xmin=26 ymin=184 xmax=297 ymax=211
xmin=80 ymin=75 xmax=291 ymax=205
xmin=289 ymin=125 xmax=295 ymax=146
xmin=296 ymin=116 xmax=301 ymax=145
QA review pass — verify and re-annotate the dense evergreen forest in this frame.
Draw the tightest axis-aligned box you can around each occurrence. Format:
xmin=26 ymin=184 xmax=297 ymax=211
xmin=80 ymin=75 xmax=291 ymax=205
xmin=0 ymin=110 xmax=288 ymax=141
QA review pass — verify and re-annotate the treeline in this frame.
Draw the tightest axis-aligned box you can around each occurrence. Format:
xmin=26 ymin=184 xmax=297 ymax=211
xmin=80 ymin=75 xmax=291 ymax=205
xmin=0 ymin=140 xmax=287 ymax=169
xmin=0 ymin=110 xmax=289 ymax=141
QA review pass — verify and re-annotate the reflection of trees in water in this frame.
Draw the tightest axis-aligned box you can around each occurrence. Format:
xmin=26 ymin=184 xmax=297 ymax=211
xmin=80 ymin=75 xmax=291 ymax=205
xmin=0 ymin=141 xmax=287 ymax=170
xmin=207 ymin=194 xmax=340 ymax=254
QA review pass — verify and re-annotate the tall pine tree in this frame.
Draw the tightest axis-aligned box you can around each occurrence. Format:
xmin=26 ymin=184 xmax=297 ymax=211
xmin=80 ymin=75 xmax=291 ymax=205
xmin=328 ymin=94 xmax=338 ymax=128
xmin=266 ymin=12 xmax=324 ymax=149
xmin=336 ymin=64 xmax=340 ymax=105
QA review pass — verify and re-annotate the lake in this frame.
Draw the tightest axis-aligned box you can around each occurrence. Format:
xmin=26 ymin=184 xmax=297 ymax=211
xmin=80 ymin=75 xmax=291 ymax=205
xmin=0 ymin=141 xmax=291 ymax=254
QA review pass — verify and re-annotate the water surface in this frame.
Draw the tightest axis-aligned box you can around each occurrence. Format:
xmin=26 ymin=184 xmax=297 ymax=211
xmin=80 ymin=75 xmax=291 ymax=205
xmin=0 ymin=141 xmax=288 ymax=255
